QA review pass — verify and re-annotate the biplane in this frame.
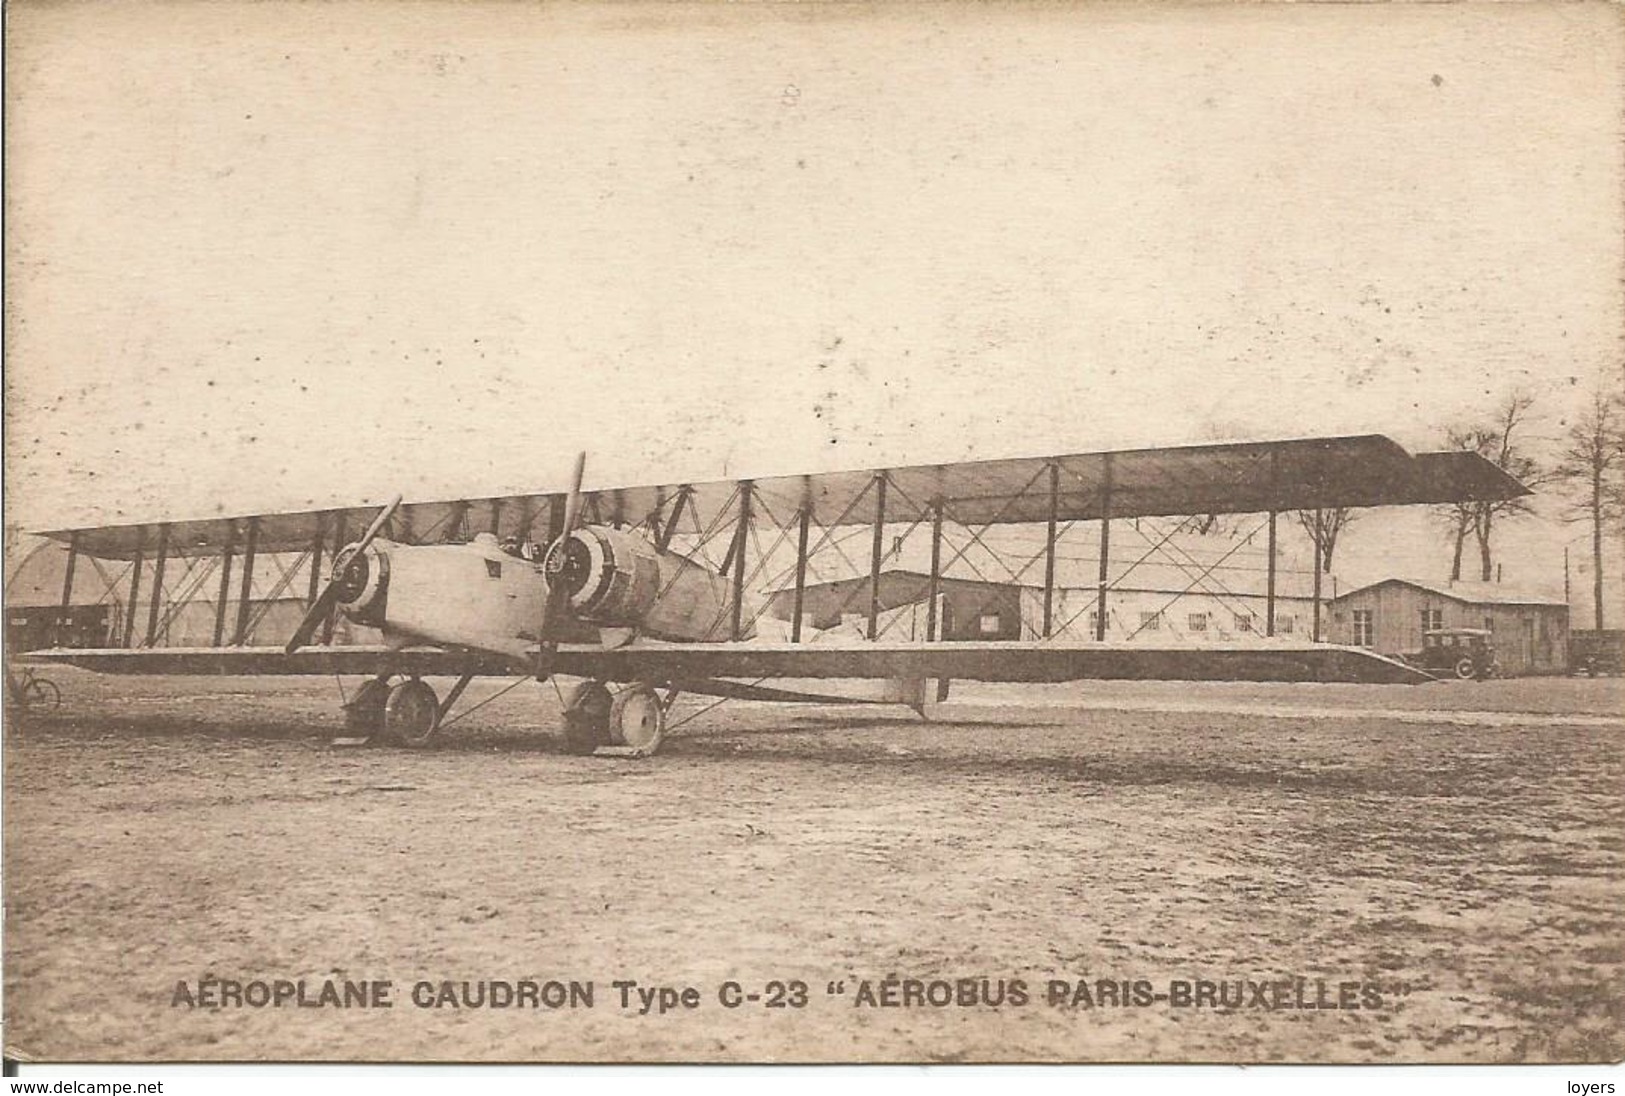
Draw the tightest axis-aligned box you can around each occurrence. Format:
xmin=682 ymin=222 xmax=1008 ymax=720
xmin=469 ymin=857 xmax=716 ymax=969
xmin=15 ymin=435 xmax=1527 ymax=757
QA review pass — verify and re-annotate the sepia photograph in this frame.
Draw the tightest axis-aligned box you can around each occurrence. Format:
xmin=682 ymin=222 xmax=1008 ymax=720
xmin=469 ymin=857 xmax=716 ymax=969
xmin=3 ymin=0 xmax=1623 ymax=1070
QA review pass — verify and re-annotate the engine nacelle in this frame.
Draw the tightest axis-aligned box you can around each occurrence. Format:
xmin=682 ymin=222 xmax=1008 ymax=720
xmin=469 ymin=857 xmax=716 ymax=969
xmin=331 ymin=543 xmax=390 ymax=627
xmin=544 ymin=525 xmax=741 ymax=641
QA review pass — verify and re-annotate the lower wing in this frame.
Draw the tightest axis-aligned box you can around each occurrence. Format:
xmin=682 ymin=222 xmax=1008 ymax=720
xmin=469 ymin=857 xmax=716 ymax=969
xmin=20 ymin=640 xmax=1432 ymax=685
xmin=16 ymin=645 xmax=523 ymax=677
xmin=551 ymin=640 xmax=1432 ymax=685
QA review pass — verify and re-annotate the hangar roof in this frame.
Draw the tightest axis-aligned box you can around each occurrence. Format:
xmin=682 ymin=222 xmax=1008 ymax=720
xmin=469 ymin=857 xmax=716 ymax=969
xmin=1331 ymin=577 xmax=1567 ymax=608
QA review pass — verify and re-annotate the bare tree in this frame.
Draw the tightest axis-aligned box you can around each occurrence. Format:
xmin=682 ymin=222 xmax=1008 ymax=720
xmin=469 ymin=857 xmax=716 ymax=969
xmin=1554 ymin=386 xmax=1625 ymax=629
xmin=1173 ymin=512 xmax=1239 ymax=537
xmin=1294 ymin=507 xmax=1357 ymax=573
xmin=1431 ymin=391 xmax=1545 ymax=582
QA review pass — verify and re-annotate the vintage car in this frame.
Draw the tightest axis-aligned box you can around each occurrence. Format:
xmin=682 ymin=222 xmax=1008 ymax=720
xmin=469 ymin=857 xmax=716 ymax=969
xmin=1569 ymin=630 xmax=1624 ymax=676
xmin=1405 ymin=627 xmax=1501 ymax=681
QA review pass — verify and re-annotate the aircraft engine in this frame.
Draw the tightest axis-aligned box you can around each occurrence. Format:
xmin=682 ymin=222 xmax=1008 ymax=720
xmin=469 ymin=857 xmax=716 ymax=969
xmin=543 ymin=525 xmax=737 ymax=641
xmin=330 ymin=543 xmax=390 ymax=627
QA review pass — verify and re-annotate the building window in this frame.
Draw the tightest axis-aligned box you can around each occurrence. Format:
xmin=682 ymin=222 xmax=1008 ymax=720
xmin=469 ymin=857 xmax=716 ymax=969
xmin=1353 ymin=609 xmax=1374 ymax=647
xmin=1484 ymin=616 xmax=1494 ymax=632
xmin=979 ymin=613 xmax=1001 ymax=635
xmin=1188 ymin=612 xmax=1208 ymax=632
xmin=1277 ymin=615 xmax=1294 ymax=635
xmin=1235 ymin=613 xmax=1255 ymax=633
xmin=1088 ymin=611 xmax=1100 ymax=636
xmin=1422 ymin=608 xmax=1443 ymax=633
xmin=1139 ymin=611 xmax=1161 ymax=632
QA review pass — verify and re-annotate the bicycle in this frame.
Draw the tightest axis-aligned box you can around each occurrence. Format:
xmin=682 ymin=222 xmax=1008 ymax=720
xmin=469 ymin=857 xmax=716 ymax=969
xmin=6 ymin=666 xmax=62 ymax=712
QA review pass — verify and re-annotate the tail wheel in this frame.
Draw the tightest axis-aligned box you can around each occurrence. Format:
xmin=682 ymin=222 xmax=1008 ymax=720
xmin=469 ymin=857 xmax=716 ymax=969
xmin=560 ymin=680 xmax=612 ymax=755
xmin=609 ymin=685 xmax=667 ymax=756
xmin=1453 ymin=656 xmax=1477 ymax=680
xmin=383 ymin=678 xmax=441 ymax=747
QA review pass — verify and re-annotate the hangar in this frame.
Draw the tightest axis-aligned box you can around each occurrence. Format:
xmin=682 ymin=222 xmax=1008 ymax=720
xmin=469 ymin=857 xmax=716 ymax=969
xmin=4 ymin=535 xmax=365 ymax=651
xmin=1328 ymin=578 xmax=1569 ymax=675
xmin=764 ymin=531 xmax=1320 ymax=644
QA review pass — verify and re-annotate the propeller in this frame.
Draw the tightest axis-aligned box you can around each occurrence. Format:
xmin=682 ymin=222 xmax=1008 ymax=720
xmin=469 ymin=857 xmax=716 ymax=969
xmin=285 ymin=494 xmax=403 ymax=654
xmin=535 ymin=452 xmax=587 ymax=679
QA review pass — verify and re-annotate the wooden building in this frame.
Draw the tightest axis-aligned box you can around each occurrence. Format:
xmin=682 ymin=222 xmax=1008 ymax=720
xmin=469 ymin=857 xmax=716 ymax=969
xmin=1328 ymin=578 xmax=1569 ymax=675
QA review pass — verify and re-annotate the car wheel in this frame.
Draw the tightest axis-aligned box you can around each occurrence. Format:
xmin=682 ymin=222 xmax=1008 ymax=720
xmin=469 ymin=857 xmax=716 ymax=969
xmin=1453 ymin=656 xmax=1477 ymax=680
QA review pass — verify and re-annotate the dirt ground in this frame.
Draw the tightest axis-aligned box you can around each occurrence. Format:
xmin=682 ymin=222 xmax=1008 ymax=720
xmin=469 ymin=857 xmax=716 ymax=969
xmin=4 ymin=670 xmax=1622 ymax=1063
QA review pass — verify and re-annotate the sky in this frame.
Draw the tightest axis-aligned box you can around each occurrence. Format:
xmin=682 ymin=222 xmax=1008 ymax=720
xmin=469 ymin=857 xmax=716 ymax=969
xmin=5 ymin=1 xmax=1622 ymax=596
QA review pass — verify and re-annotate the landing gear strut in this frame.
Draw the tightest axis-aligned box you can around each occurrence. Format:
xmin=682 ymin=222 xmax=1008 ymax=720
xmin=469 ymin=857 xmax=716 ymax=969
xmin=344 ymin=676 xmax=391 ymax=734
xmin=560 ymin=680 xmax=612 ymax=755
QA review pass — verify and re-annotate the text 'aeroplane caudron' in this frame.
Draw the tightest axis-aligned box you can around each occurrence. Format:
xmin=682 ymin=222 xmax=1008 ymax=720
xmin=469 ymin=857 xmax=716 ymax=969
xmin=18 ymin=436 xmax=1529 ymax=758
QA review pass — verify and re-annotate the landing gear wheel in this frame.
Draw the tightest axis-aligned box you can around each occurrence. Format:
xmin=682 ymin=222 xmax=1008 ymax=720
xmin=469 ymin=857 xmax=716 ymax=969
xmin=609 ymin=685 xmax=667 ymax=756
xmin=560 ymin=680 xmax=612 ymax=755
xmin=1453 ymin=656 xmax=1477 ymax=681
xmin=383 ymin=678 xmax=441 ymax=747
xmin=345 ymin=677 xmax=391 ymax=734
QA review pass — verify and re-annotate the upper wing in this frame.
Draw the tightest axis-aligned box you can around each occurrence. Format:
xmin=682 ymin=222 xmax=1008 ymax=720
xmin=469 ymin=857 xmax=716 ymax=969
xmin=20 ymin=639 xmax=1430 ymax=684
xmin=34 ymin=434 xmax=1527 ymax=559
